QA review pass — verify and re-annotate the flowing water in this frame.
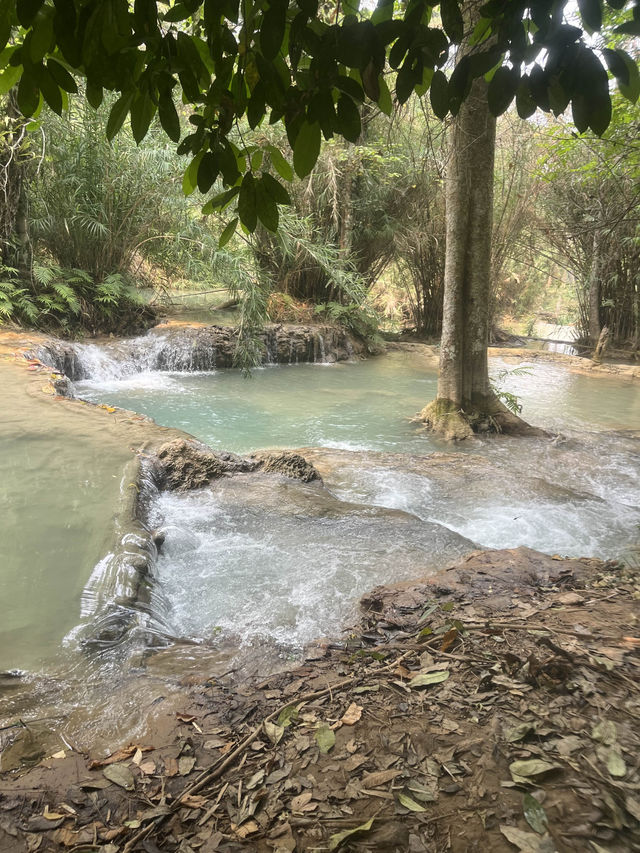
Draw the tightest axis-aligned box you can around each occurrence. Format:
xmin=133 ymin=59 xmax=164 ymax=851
xmin=2 ymin=339 xmax=640 ymax=752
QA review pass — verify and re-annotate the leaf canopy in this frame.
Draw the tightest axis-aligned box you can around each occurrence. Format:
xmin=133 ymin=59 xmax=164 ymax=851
xmin=1 ymin=0 xmax=638 ymax=231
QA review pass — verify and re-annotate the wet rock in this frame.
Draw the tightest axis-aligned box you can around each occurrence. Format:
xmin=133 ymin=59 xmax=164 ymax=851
xmin=249 ymin=450 xmax=321 ymax=483
xmin=360 ymin=546 xmax=605 ymax=626
xmin=153 ymin=439 xmax=252 ymax=492
xmin=33 ymin=342 xmax=85 ymax=381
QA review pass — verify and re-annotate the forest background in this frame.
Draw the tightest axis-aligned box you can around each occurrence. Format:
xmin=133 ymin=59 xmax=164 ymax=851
xmin=0 ymin=6 xmax=638 ymax=357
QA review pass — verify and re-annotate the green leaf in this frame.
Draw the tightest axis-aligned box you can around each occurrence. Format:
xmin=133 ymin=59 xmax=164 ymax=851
xmin=0 ymin=64 xmax=21 ymax=96
xmin=277 ymin=704 xmax=299 ymax=728
xmin=218 ymin=217 xmax=238 ymax=248
xmin=616 ymin=49 xmax=640 ymax=104
xmin=17 ymin=0 xmax=44 ymax=27
xmin=182 ymin=150 xmax=204 ymax=196
xmin=197 ymin=151 xmax=219 ymax=193
xmin=17 ymin=69 xmax=39 ymax=116
xmin=377 ymin=75 xmax=392 ymax=115
xmin=293 ymin=120 xmax=321 ymax=179
xmin=397 ymin=792 xmax=426 ymax=812
xmin=268 ymin=145 xmax=293 ymax=181
xmin=328 ymin=817 xmax=375 ymax=852
xmin=238 ymin=172 xmax=257 ymax=232
xmin=46 ymin=58 xmax=77 ymax=93
xmin=523 ymin=793 xmax=548 ymax=834
xmin=407 ymin=670 xmax=449 ymax=688
xmin=261 ymin=4 xmax=286 ymax=60
xmin=86 ymin=80 xmax=103 ymax=109
xmin=261 ymin=172 xmax=291 ymax=205
xmin=0 ymin=0 xmax=11 ymax=53
xmin=38 ymin=67 xmax=63 ymax=114
xmin=429 ymin=70 xmax=449 ymax=118
xmin=255 ymin=177 xmax=279 ymax=232
xmin=371 ymin=0 xmax=394 ymax=25
xmin=515 ymin=81 xmax=537 ymax=119
xmin=158 ymin=92 xmax=181 ymax=142
xmin=336 ymin=93 xmax=361 ymax=143
xmin=315 ymin=725 xmax=335 ymax=754
xmin=487 ymin=65 xmax=520 ymax=117
xmin=577 ymin=0 xmax=602 ymax=32
xmin=130 ymin=91 xmax=156 ymax=144
xmin=440 ymin=0 xmax=463 ymax=43
xmin=106 ymin=92 xmax=133 ymax=142
xmin=201 ymin=185 xmax=239 ymax=213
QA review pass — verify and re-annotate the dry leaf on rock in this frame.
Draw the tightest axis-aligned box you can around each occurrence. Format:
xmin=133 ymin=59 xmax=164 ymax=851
xmin=341 ymin=703 xmax=363 ymax=726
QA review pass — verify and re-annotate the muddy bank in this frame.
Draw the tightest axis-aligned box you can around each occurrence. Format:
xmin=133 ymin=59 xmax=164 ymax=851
xmin=1 ymin=547 xmax=638 ymax=853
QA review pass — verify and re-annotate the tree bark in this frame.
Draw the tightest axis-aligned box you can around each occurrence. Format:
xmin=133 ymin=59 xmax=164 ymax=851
xmin=419 ymin=60 xmax=544 ymax=439
xmin=588 ymin=230 xmax=601 ymax=348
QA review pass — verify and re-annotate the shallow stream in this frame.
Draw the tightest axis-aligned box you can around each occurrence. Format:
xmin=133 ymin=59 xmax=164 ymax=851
xmin=2 ymin=339 xmax=639 ymax=752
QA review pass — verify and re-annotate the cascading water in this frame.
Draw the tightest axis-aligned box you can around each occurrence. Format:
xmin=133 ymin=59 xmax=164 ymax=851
xmin=6 ymin=335 xmax=639 ymax=749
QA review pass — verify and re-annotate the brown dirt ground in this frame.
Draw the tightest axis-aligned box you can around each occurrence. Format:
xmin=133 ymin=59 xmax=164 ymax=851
xmin=1 ymin=548 xmax=639 ymax=853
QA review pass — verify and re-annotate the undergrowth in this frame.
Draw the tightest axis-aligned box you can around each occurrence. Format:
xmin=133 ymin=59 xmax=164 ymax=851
xmin=0 ymin=264 xmax=154 ymax=335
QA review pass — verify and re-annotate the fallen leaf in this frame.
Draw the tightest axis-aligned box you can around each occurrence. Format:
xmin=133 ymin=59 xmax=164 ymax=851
xmin=592 ymin=720 xmax=617 ymax=746
xmin=606 ymin=748 xmax=627 ymax=778
xmin=246 ymin=769 xmax=265 ymax=790
xmin=179 ymin=756 xmax=196 ymax=776
xmin=278 ymin=705 xmax=300 ymax=728
xmin=131 ymin=748 xmax=143 ymax=766
xmin=523 ymin=793 xmax=548 ymax=834
xmin=315 ymin=725 xmax=336 ymax=754
xmin=264 ymin=720 xmax=285 ymax=746
xmin=176 ymin=713 xmax=197 ymax=723
xmin=233 ymin=819 xmax=259 ymax=838
xmin=506 ymin=723 xmax=536 ymax=743
xmin=329 ymin=817 xmax=375 ymax=851
xmin=407 ymin=670 xmax=449 ymax=688
xmin=164 ymin=756 xmax=178 ymax=777
xmin=557 ymin=592 xmax=584 ymax=605
xmin=396 ymin=792 xmax=426 ymax=812
xmin=181 ymin=794 xmax=209 ymax=809
xmin=50 ymin=751 xmax=66 ymax=760
xmin=103 ymin=764 xmax=135 ymax=791
xmin=509 ymin=760 xmax=559 ymax=785
xmin=441 ymin=627 xmax=459 ymax=652
xmin=341 ymin=703 xmax=363 ymax=726
xmin=139 ymin=760 xmax=156 ymax=775
xmin=500 ymin=826 xmax=556 ymax=852
xmin=291 ymin=792 xmax=316 ymax=813
xmin=42 ymin=807 xmax=67 ymax=821
xmin=360 ymin=769 xmax=402 ymax=788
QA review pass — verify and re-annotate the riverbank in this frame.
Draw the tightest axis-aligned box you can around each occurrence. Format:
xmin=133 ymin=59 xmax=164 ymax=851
xmin=1 ymin=326 xmax=639 ymax=851
xmin=1 ymin=547 xmax=639 ymax=852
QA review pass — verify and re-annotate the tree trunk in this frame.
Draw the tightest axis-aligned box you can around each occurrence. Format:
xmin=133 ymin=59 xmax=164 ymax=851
xmin=0 ymin=92 xmax=31 ymax=274
xmin=419 ymin=72 xmax=544 ymax=440
xmin=588 ymin=230 xmax=601 ymax=348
